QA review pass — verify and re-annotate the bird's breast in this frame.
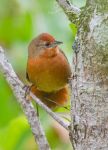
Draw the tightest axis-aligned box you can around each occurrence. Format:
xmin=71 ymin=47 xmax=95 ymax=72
xmin=27 ymin=51 xmax=71 ymax=92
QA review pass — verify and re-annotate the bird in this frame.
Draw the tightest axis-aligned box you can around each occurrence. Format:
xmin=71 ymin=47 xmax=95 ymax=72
xmin=26 ymin=33 xmax=71 ymax=109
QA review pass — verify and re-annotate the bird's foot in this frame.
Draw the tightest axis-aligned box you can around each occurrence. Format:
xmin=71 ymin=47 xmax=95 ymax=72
xmin=23 ymin=84 xmax=32 ymax=100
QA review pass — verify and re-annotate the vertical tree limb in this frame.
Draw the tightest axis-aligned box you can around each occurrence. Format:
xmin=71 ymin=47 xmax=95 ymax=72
xmin=71 ymin=0 xmax=108 ymax=149
xmin=56 ymin=0 xmax=81 ymax=24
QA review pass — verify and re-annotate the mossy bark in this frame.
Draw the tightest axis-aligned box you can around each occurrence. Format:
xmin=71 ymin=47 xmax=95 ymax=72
xmin=71 ymin=0 xmax=108 ymax=149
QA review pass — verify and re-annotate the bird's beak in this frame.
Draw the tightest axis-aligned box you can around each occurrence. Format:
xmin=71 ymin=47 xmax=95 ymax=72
xmin=49 ymin=41 xmax=63 ymax=48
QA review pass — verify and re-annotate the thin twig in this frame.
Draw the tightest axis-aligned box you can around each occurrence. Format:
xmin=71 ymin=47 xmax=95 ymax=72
xmin=30 ymin=92 xmax=69 ymax=130
xmin=56 ymin=0 xmax=81 ymax=23
xmin=0 ymin=47 xmax=50 ymax=150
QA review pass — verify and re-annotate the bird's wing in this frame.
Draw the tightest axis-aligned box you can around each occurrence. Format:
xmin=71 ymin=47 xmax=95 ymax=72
xmin=59 ymin=49 xmax=69 ymax=62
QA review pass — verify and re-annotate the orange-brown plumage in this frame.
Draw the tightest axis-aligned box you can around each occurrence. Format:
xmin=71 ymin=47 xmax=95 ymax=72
xmin=26 ymin=33 xmax=71 ymax=108
xmin=30 ymin=85 xmax=69 ymax=109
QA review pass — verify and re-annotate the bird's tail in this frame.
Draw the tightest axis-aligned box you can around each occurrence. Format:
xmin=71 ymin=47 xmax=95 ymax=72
xmin=30 ymin=85 xmax=70 ymax=109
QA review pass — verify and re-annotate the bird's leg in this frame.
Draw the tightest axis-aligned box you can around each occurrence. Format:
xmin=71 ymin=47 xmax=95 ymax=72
xmin=23 ymin=84 xmax=39 ymax=117
xmin=36 ymin=103 xmax=39 ymax=117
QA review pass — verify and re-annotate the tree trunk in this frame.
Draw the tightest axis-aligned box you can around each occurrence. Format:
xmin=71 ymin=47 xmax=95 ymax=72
xmin=71 ymin=0 xmax=108 ymax=149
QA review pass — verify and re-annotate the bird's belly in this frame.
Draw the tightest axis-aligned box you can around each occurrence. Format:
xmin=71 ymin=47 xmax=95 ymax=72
xmin=27 ymin=54 xmax=71 ymax=92
xmin=35 ymin=69 xmax=66 ymax=92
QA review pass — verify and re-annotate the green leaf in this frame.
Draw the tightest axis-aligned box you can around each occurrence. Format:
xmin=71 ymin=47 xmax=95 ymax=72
xmin=69 ymin=23 xmax=77 ymax=37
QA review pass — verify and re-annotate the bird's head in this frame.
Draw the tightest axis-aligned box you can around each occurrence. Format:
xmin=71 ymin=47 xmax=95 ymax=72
xmin=28 ymin=33 xmax=63 ymax=58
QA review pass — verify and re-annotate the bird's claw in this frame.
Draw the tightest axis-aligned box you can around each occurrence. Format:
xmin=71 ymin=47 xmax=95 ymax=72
xmin=23 ymin=85 xmax=31 ymax=100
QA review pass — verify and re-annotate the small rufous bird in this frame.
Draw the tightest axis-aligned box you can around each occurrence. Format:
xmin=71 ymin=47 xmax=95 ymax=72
xmin=26 ymin=33 xmax=71 ymax=109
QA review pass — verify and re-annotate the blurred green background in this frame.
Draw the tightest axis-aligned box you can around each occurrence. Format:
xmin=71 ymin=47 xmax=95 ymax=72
xmin=0 ymin=0 xmax=86 ymax=150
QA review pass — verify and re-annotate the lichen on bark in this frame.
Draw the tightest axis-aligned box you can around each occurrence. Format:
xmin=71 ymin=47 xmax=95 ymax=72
xmin=71 ymin=0 xmax=108 ymax=149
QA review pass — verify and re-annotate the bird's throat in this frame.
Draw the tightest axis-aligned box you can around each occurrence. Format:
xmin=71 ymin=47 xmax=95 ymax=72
xmin=41 ymin=47 xmax=59 ymax=58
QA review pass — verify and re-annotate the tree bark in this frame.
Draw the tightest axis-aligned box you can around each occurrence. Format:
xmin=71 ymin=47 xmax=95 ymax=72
xmin=71 ymin=0 xmax=108 ymax=149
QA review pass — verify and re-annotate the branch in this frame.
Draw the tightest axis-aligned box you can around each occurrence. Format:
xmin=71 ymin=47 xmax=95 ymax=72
xmin=56 ymin=0 xmax=81 ymax=23
xmin=0 ymin=46 xmax=70 ymax=136
xmin=0 ymin=47 xmax=50 ymax=150
xmin=30 ymin=92 xmax=69 ymax=130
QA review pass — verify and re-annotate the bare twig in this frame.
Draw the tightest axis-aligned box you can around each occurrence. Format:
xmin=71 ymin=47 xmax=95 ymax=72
xmin=0 ymin=47 xmax=50 ymax=150
xmin=30 ymin=92 xmax=69 ymax=130
xmin=56 ymin=0 xmax=81 ymax=23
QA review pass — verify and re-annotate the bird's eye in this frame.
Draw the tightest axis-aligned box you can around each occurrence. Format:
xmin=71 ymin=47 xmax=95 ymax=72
xmin=45 ymin=42 xmax=50 ymax=47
